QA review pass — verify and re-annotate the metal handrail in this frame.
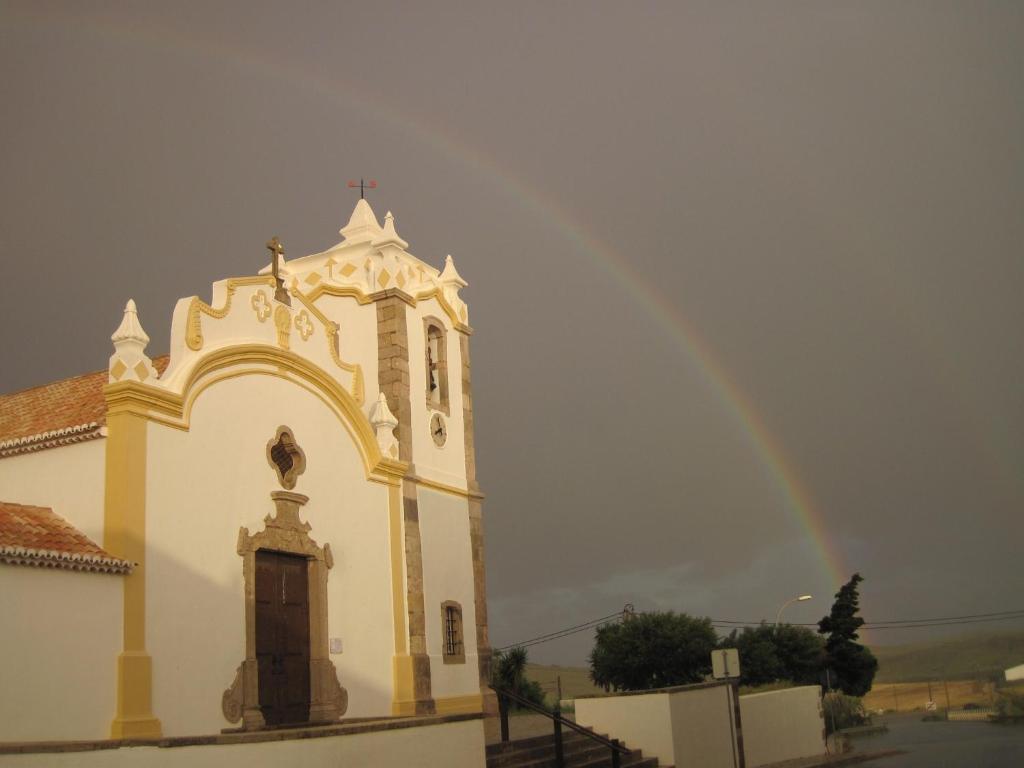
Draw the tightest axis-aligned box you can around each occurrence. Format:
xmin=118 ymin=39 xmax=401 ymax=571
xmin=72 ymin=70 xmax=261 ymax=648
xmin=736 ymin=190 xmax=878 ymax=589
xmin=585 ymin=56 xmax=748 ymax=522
xmin=489 ymin=684 xmax=630 ymax=767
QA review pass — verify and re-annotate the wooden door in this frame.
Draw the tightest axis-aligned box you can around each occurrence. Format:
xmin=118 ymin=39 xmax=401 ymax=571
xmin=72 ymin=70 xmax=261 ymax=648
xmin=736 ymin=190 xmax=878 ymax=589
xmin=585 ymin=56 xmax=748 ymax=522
xmin=255 ymin=550 xmax=311 ymax=726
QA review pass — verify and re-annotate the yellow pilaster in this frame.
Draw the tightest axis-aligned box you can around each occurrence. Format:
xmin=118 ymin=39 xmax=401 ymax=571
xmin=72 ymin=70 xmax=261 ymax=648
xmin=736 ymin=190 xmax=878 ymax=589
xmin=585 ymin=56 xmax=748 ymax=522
xmin=104 ymin=408 xmax=162 ymax=738
xmin=388 ymin=483 xmax=419 ymax=714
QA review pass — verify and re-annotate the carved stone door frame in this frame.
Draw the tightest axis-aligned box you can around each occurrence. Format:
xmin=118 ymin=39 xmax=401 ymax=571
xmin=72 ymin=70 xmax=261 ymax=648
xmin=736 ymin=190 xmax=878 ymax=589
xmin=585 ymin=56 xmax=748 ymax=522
xmin=222 ymin=490 xmax=348 ymax=728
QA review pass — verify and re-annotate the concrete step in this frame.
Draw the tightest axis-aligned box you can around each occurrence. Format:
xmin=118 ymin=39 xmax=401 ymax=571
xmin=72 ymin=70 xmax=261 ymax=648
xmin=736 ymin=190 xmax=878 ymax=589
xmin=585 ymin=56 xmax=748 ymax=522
xmin=487 ymin=731 xmax=591 ymax=756
xmin=487 ymin=735 xmax=658 ymax=768
xmin=503 ymin=752 xmax=658 ymax=768
xmin=487 ymin=733 xmax=593 ymax=765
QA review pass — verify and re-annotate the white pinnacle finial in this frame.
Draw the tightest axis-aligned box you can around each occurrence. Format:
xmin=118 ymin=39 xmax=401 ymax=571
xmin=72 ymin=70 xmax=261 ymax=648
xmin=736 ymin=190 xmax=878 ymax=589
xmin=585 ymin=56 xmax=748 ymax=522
xmin=439 ymin=254 xmax=467 ymax=288
xmin=369 ymin=391 xmax=399 ymax=458
xmin=372 ymin=210 xmax=409 ymax=250
xmin=340 ymin=198 xmax=382 ymax=244
xmin=111 ymin=299 xmax=150 ymax=345
xmin=109 ymin=299 xmax=158 ymax=384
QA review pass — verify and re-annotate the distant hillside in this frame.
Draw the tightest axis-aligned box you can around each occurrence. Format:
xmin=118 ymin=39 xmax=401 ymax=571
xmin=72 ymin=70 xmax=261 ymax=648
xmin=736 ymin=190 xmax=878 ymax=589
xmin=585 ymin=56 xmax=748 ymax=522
xmin=522 ymin=630 xmax=1024 ymax=695
xmin=870 ymin=630 xmax=1024 ymax=683
xmin=524 ymin=663 xmax=605 ymax=701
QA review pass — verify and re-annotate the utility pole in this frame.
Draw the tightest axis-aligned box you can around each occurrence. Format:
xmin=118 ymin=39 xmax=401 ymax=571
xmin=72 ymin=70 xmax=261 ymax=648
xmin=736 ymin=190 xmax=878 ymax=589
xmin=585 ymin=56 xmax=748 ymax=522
xmin=825 ymin=669 xmax=838 ymax=752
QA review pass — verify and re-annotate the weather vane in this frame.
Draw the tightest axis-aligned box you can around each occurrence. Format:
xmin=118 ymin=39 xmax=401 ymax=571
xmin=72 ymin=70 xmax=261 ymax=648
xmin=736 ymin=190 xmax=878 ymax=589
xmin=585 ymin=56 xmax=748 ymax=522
xmin=347 ymin=178 xmax=378 ymax=199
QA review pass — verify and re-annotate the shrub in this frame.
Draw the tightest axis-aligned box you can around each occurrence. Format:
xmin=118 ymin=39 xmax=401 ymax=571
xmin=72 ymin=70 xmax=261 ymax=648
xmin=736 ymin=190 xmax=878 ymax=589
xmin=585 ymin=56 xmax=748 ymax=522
xmin=995 ymin=689 xmax=1024 ymax=721
xmin=822 ymin=692 xmax=869 ymax=734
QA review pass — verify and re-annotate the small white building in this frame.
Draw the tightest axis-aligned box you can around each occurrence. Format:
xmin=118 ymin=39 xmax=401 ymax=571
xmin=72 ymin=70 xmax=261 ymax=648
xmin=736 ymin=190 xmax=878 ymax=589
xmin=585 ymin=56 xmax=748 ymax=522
xmin=1006 ymin=663 xmax=1024 ymax=683
xmin=0 ymin=199 xmax=493 ymax=745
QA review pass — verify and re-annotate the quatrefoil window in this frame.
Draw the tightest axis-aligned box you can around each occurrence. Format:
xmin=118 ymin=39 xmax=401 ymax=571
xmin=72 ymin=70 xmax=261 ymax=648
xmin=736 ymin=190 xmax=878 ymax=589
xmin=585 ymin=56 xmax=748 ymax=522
xmin=266 ymin=426 xmax=307 ymax=490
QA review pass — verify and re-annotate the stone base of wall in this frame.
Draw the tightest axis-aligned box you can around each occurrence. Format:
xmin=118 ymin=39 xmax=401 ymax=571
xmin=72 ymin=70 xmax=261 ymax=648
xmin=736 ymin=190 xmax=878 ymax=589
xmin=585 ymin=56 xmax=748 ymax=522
xmin=0 ymin=714 xmax=485 ymax=768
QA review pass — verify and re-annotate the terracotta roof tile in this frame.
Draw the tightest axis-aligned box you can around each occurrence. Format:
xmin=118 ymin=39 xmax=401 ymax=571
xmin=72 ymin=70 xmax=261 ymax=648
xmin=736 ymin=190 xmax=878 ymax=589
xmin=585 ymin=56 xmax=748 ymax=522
xmin=0 ymin=501 xmax=132 ymax=574
xmin=0 ymin=355 xmax=169 ymax=445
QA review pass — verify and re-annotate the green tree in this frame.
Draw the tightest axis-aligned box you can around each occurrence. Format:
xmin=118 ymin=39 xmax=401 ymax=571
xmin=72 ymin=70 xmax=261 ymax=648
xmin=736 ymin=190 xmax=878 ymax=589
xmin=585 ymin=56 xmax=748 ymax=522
xmin=719 ymin=624 xmax=824 ymax=687
xmin=589 ymin=611 xmax=717 ymax=691
xmin=491 ymin=646 xmax=547 ymax=709
xmin=818 ymin=573 xmax=878 ymax=697
xmin=775 ymin=623 xmax=828 ymax=685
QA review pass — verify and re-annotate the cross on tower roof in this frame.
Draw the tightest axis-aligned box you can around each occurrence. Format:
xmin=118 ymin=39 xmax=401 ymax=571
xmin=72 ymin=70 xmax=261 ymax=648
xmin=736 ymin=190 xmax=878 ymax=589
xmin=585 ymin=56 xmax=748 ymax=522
xmin=347 ymin=178 xmax=378 ymax=200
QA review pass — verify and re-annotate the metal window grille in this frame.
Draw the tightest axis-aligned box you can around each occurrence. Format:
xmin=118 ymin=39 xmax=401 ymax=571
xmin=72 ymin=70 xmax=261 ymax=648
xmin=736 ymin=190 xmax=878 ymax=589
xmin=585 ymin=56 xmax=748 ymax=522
xmin=445 ymin=606 xmax=462 ymax=656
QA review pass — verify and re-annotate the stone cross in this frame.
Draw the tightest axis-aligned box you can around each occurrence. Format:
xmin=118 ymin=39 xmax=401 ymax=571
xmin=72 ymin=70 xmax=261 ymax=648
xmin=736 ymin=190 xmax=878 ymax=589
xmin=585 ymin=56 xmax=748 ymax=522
xmin=266 ymin=236 xmax=288 ymax=303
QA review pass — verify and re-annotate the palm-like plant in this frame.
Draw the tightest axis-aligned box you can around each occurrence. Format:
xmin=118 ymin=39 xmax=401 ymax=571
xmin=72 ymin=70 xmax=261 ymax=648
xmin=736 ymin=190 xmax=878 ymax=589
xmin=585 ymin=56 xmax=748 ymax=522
xmin=491 ymin=646 xmax=547 ymax=709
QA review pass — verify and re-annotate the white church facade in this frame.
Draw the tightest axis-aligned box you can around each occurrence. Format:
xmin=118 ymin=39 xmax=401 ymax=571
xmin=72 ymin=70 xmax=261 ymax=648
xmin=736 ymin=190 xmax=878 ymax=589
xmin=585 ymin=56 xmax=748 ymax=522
xmin=0 ymin=199 xmax=493 ymax=745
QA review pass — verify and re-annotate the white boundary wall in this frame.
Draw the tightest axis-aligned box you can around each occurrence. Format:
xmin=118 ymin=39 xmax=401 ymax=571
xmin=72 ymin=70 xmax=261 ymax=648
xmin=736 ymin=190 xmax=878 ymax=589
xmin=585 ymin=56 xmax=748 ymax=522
xmin=575 ymin=683 xmax=826 ymax=768
xmin=0 ymin=718 xmax=485 ymax=768
xmin=575 ymin=682 xmax=738 ymax=768
xmin=740 ymin=686 xmax=825 ymax=768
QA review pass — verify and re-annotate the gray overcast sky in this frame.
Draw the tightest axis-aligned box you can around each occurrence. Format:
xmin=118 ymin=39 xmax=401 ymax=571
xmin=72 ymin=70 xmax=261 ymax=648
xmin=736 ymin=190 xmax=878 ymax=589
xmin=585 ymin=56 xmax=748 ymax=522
xmin=2 ymin=1 xmax=1022 ymax=664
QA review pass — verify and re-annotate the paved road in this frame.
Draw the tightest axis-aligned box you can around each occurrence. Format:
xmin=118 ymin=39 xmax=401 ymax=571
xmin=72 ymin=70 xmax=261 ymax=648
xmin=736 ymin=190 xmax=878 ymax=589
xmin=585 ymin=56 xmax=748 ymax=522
xmin=854 ymin=713 xmax=1024 ymax=767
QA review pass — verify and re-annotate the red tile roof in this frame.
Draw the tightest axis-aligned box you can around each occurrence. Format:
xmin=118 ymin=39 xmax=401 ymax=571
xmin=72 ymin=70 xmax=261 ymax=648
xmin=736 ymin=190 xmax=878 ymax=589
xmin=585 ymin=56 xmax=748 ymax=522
xmin=0 ymin=355 xmax=169 ymax=453
xmin=0 ymin=502 xmax=132 ymax=574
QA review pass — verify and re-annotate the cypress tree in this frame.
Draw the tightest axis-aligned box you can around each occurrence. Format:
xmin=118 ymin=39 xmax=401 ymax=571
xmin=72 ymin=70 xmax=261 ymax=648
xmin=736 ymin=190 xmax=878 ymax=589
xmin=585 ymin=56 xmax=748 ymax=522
xmin=818 ymin=573 xmax=878 ymax=696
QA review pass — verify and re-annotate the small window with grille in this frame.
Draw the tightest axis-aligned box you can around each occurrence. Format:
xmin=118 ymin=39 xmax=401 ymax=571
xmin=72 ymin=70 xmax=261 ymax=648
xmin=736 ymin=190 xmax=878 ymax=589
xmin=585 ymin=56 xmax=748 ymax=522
xmin=441 ymin=601 xmax=465 ymax=664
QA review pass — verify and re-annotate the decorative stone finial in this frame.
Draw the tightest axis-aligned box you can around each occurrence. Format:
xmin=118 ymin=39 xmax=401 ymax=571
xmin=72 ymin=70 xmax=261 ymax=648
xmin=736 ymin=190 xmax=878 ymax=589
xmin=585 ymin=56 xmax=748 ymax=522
xmin=109 ymin=299 xmax=158 ymax=384
xmin=439 ymin=254 xmax=467 ymax=288
xmin=371 ymin=210 xmax=409 ymax=251
xmin=369 ymin=392 xmax=399 ymax=458
xmin=339 ymin=198 xmax=382 ymax=244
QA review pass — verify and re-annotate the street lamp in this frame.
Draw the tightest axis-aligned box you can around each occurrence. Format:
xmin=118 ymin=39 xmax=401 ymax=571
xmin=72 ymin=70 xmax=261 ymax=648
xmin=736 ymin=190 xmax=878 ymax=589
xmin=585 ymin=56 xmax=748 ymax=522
xmin=775 ymin=594 xmax=813 ymax=628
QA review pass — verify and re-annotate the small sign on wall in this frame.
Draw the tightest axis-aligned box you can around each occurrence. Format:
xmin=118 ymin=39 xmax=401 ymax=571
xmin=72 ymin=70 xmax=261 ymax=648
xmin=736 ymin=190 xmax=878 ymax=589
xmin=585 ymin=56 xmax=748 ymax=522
xmin=711 ymin=648 xmax=740 ymax=680
xmin=330 ymin=637 xmax=343 ymax=654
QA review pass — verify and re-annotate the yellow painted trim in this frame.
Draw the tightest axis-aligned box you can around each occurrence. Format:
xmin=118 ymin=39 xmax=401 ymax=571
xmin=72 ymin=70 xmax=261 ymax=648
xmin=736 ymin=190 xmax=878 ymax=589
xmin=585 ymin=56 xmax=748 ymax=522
xmin=304 ymin=282 xmax=473 ymax=335
xmin=103 ymin=345 xmax=407 ymax=486
xmin=105 ymin=380 xmax=183 ymax=421
xmin=409 ymin=474 xmax=485 ymax=500
xmin=391 ymin=654 xmax=418 ymax=716
xmin=434 ymin=693 xmax=484 ymax=715
xmin=103 ymin=411 xmax=162 ymax=738
xmin=304 ymin=282 xmax=375 ymax=306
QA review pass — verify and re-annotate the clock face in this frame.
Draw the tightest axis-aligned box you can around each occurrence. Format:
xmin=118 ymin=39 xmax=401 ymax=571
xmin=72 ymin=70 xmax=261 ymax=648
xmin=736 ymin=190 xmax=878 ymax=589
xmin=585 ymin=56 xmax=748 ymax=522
xmin=430 ymin=413 xmax=447 ymax=447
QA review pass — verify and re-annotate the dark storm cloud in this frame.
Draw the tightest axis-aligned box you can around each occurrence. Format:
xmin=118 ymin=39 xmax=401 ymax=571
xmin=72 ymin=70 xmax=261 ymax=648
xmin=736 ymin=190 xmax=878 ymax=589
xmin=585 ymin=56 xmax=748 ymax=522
xmin=2 ymin=1 xmax=1022 ymax=663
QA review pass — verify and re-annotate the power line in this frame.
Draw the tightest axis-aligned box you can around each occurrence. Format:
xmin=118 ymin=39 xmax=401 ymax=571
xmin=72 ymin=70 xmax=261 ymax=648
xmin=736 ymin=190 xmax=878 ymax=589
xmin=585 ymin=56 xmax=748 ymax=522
xmin=861 ymin=614 xmax=1024 ymax=630
xmin=495 ymin=607 xmax=1024 ymax=651
xmin=497 ymin=611 xmax=623 ymax=651
xmin=515 ymin=618 xmax=621 ymax=650
xmin=710 ymin=608 xmax=1024 ymax=629
xmin=866 ymin=609 xmax=1024 ymax=625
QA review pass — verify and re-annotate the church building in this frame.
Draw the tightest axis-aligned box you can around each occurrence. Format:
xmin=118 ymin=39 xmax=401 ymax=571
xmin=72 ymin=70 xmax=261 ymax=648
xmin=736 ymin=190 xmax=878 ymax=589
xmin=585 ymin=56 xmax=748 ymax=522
xmin=0 ymin=199 xmax=493 ymax=744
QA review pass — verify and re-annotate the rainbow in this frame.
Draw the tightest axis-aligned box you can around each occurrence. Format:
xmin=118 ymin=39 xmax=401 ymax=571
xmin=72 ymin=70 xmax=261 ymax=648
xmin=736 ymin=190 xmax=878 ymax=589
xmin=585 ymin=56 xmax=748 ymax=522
xmin=6 ymin=8 xmax=852 ymax=590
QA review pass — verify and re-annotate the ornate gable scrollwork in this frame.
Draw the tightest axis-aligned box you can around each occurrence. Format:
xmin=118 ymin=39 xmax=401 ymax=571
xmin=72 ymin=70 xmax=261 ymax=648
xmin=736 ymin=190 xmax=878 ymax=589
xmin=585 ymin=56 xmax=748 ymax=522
xmin=175 ymin=272 xmax=365 ymax=407
xmin=185 ymin=277 xmax=276 ymax=351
